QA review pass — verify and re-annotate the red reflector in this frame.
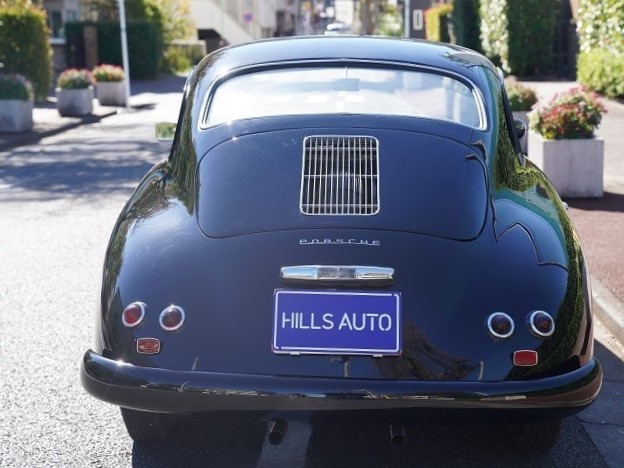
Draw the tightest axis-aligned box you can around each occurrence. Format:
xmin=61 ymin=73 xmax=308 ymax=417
xmin=137 ymin=338 xmax=161 ymax=354
xmin=513 ymin=350 xmax=538 ymax=366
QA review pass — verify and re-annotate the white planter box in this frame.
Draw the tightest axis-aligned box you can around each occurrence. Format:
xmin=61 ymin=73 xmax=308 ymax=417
xmin=512 ymin=110 xmax=529 ymax=154
xmin=56 ymin=86 xmax=94 ymax=116
xmin=528 ymin=130 xmax=604 ymax=198
xmin=0 ymin=99 xmax=33 ymax=132
xmin=96 ymin=81 xmax=126 ymax=106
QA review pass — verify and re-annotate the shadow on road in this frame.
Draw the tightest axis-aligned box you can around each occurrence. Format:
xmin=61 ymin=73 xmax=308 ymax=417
xmin=0 ymin=136 xmax=166 ymax=201
xmin=129 ymin=411 xmax=604 ymax=467
xmin=130 ymin=75 xmax=187 ymax=96
xmin=566 ymin=192 xmax=624 ymax=213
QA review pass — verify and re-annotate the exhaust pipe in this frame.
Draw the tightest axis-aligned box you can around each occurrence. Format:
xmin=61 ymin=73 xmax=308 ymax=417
xmin=268 ymin=420 xmax=289 ymax=445
xmin=390 ymin=425 xmax=406 ymax=447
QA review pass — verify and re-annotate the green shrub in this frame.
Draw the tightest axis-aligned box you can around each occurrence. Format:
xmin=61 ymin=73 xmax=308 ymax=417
xmin=577 ymin=0 xmax=624 ymax=54
xmin=0 ymin=73 xmax=33 ymax=100
xmin=161 ymin=40 xmax=205 ymax=73
xmin=0 ymin=2 xmax=52 ymax=101
xmin=505 ymin=81 xmax=538 ymax=111
xmin=375 ymin=4 xmax=403 ymax=37
xmin=161 ymin=47 xmax=192 ymax=74
xmin=57 ymin=69 xmax=95 ymax=89
xmin=577 ymin=49 xmax=624 ymax=99
xmin=577 ymin=0 xmax=624 ymax=98
xmin=425 ymin=4 xmax=453 ymax=42
xmin=92 ymin=64 xmax=125 ymax=82
xmin=529 ymin=87 xmax=606 ymax=139
xmin=480 ymin=0 xmax=558 ymax=75
xmin=451 ymin=0 xmax=481 ymax=52
xmin=65 ymin=22 xmax=161 ymax=79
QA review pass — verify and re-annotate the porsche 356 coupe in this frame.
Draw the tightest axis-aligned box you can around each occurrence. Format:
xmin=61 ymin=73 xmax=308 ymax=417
xmin=81 ymin=36 xmax=602 ymax=450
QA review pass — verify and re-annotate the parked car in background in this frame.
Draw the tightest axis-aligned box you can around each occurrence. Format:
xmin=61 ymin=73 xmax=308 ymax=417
xmin=324 ymin=21 xmax=352 ymax=35
xmin=81 ymin=36 xmax=602 ymax=451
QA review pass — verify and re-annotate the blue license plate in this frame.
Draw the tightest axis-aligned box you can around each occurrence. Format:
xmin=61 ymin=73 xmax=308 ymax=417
xmin=272 ymin=290 xmax=401 ymax=355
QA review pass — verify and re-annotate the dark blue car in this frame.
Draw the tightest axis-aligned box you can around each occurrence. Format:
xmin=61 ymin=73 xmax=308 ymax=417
xmin=81 ymin=36 xmax=602 ymax=451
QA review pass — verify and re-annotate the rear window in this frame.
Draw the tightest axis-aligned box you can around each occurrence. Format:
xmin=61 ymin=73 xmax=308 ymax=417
xmin=203 ymin=66 xmax=484 ymax=129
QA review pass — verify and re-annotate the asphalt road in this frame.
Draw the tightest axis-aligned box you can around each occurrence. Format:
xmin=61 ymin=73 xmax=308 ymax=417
xmin=0 ymin=106 xmax=619 ymax=467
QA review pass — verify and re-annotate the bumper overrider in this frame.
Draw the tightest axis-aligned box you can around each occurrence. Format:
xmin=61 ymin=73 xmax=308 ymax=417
xmin=81 ymin=350 xmax=602 ymax=420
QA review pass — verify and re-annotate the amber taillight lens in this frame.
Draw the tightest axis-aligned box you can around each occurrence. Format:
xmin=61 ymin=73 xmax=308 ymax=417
xmin=487 ymin=312 xmax=515 ymax=340
xmin=528 ymin=311 xmax=555 ymax=338
xmin=159 ymin=305 xmax=185 ymax=331
xmin=122 ymin=302 xmax=146 ymax=328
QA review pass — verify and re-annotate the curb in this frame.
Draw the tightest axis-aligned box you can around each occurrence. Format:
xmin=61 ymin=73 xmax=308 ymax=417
xmin=592 ymin=275 xmax=624 ymax=345
xmin=0 ymin=108 xmax=119 ymax=152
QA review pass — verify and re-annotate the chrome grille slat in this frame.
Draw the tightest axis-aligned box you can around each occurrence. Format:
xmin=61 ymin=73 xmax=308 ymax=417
xmin=300 ymin=135 xmax=379 ymax=215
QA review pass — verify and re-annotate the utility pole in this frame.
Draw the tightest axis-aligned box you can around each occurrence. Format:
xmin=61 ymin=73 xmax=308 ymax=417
xmin=117 ymin=0 xmax=131 ymax=109
xmin=404 ymin=0 xmax=411 ymax=38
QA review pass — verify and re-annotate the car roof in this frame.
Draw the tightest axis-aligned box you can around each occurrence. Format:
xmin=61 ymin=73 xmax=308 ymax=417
xmin=197 ymin=36 xmax=496 ymax=84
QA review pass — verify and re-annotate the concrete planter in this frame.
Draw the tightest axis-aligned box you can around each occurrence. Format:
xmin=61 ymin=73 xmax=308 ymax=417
xmin=512 ymin=110 xmax=529 ymax=154
xmin=528 ymin=130 xmax=604 ymax=198
xmin=56 ymin=86 xmax=94 ymax=116
xmin=96 ymin=81 xmax=126 ymax=106
xmin=0 ymin=99 xmax=33 ymax=132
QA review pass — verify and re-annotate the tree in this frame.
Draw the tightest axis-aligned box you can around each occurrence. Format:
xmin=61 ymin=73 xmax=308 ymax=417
xmin=0 ymin=0 xmax=52 ymax=100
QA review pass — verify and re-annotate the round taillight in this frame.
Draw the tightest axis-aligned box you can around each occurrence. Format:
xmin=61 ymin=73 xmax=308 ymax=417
xmin=487 ymin=312 xmax=515 ymax=340
xmin=528 ymin=311 xmax=555 ymax=338
xmin=159 ymin=305 xmax=185 ymax=331
xmin=122 ymin=302 xmax=146 ymax=327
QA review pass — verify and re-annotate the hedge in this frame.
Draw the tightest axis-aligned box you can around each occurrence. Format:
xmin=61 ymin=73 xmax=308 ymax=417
xmin=577 ymin=0 xmax=624 ymax=54
xmin=577 ymin=49 xmax=624 ymax=99
xmin=577 ymin=0 xmax=624 ymax=98
xmin=480 ymin=0 xmax=558 ymax=76
xmin=451 ymin=0 xmax=481 ymax=53
xmin=65 ymin=21 xmax=161 ymax=79
xmin=425 ymin=4 xmax=453 ymax=43
xmin=0 ymin=3 xmax=52 ymax=101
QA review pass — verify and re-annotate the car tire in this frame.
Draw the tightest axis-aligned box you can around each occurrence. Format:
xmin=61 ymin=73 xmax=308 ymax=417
xmin=508 ymin=418 xmax=562 ymax=451
xmin=120 ymin=408 xmax=174 ymax=442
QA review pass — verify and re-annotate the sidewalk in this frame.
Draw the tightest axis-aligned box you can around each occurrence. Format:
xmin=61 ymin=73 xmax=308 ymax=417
xmin=1 ymin=76 xmax=623 ymax=345
xmin=0 ymin=74 xmax=187 ymax=152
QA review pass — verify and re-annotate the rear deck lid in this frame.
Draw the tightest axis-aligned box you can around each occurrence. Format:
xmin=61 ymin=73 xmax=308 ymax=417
xmin=197 ymin=129 xmax=487 ymax=240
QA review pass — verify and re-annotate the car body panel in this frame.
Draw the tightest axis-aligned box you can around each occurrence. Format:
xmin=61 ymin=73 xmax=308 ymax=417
xmin=84 ymin=37 xmax=601 ymax=423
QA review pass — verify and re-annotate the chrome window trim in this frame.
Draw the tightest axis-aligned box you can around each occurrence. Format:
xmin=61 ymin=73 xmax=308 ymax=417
xmin=198 ymin=59 xmax=488 ymax=131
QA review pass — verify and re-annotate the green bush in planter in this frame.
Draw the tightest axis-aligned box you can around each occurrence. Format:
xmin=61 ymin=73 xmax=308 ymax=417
xmin=57 ymin=69 xmax=96 ymax=89
xmin=529 ymin=87 xmax=606 ymax=140
xmin=0 ymin=73 xmax=33 ymax=101
xmin=505 ymin=81 xmax=538 ymax=111
xmin=92 ymin=64 xmax=125 ymax=82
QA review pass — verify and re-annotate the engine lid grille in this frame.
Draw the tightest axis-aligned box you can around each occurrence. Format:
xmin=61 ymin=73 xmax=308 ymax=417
xmin=300 ymin=136 xmax=380 ymax=215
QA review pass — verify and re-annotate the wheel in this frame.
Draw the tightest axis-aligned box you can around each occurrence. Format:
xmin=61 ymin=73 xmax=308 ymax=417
xmin=508 ymin=418 xmax=563 ymax=451
xmin=120 ymin=407 xmax=174 ymax=442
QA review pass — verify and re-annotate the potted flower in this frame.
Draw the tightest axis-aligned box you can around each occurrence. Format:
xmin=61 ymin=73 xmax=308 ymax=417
xmin=93 ymin=64 xmax=127 ymax=106
xmin=56 ymin=68 xmax=95 ymax=116
xmin=0 ymin=73 xmax=34 ymax=132
xmin=528 ymin=87 xmax=606 ymax=198
xmin=506 ymin=81 xmax=537 ymax=154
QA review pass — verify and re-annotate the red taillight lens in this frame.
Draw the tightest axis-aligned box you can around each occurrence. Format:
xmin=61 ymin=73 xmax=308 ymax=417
xmin=122 ymin=302 xmax=146 ymax=327
xmin=487 ymin=312 xmax=515 ymax=340
xmin=159 ymin=305 xmax=185 ymax=331
xmin=528 ymin=311 xmax=555 ymax=338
